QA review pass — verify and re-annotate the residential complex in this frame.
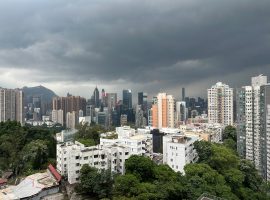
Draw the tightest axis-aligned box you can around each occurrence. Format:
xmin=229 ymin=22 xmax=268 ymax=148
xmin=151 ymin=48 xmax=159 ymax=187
xmin=0 ymin=88 xmax=24 ymax=124
xmin=57 ymin=126 xmax=152 ymax=184
xmin=208 ymin=82 xmax=233 ymax=126
xmin=236 ymin=75 xmax=270 ymax=180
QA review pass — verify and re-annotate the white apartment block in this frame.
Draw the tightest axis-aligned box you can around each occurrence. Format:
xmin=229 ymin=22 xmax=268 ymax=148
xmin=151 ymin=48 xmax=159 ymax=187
xmin=66 ymin=111 xmax=76 ymax=129
xmin=163 ymin=134 xmax=199 ymax=173
xmin=57 ymin=126 xmax=153 ymax=184
xmin=208 ymin=82 xmax=233 ymax=126
xmin=52 ymin=109 xmax=64 ymax=126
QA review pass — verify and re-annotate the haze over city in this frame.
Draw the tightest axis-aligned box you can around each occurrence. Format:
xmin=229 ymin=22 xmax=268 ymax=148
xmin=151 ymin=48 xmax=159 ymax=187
xmin=0 ymin=0 xmax=269 ymax=99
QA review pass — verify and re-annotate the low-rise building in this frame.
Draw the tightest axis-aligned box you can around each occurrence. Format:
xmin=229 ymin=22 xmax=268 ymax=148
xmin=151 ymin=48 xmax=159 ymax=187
xmin=180 ymin=123 xmax=223 ymax=143
xmin=163 ymin=135 xmax=199 ymax=173
xmin=57 ymin=126 xmax=153 ymax=184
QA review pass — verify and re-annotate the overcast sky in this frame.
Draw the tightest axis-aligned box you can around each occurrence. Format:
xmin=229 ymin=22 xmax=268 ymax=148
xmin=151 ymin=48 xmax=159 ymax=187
xmin=0 ymin=0 xmax=270 ymax=100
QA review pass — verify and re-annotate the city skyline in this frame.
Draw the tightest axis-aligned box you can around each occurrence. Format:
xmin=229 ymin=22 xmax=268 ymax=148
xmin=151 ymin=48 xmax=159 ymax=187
xmin=0 ymin=1 xmax=269 ymax=98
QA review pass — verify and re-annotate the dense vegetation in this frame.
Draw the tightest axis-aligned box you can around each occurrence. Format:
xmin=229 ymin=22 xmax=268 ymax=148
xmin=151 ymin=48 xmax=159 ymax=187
xmin=0 ymin=120 xmax=63 ymax=176
xmin=77 ymin=126 xmax=270 ymax=200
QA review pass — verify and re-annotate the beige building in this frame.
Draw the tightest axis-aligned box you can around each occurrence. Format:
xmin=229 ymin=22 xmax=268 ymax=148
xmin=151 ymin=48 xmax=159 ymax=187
xmin=0 ymin=88 xmax=24 ymax=124
xmin=151 ymin=93 xmax=175 ymax=129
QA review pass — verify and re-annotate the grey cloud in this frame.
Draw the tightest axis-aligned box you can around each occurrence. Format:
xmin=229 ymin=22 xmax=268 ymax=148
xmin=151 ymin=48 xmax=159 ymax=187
xmin=0 ymin=0 xmax=270 ymax=98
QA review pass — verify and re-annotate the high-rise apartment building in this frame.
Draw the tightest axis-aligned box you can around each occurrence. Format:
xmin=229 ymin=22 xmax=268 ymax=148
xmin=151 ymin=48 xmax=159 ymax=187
xmin=208 ymin=82 xmax=233 ymax=126
xmin=52 ymin=109 xmax=64 ymax=126
xmin=236 ymin=75 xmax=269 ymax=178
xmin=151 ymin=93 xmax=175 ymax=129
xmin=260 ymin=84 xmax=270 ymax=180
xmin=66 ymin=111 xmax=76 ymax=129
xmin=0 ymin=88 xmax=24 ymax=124
xmin=52 ymin=95 xmax=86 ymax=125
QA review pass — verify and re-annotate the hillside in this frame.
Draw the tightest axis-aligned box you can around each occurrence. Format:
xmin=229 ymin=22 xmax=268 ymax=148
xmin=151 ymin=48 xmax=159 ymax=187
xmin=22 ymin=85 xmax=58 ymax=104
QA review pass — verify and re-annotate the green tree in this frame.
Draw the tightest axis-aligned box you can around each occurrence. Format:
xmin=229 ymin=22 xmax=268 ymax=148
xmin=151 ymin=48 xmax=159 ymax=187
xmin=184 ymin=163 xmax=237 ymax=199
xmin=125 ymin=155 xmax=156 ymax=182
xmin=21 ymin=139 xmax=49 ymax=170
xmin=223 ymin=125 xmax=237 ymax=142
xmin=208 ymin=145 xmax=239 ymax=173
xmin=194 ymin=140 xmax=212 ymax=162
xmin=114 ymin=174 xmax=140 ymax=197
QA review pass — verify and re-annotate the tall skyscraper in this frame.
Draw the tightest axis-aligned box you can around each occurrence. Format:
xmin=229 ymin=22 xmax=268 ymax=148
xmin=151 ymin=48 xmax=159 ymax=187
xmin=138 ymin=92 xmax=148 ymax=112
xmin=236 ymin=75 xmax=268 ymax=176
xmin=182 ymin=88 xmax=185 ymax=101
xmin=151 ymin=93 xmax=175 ymax=129
xmin=123 ymin=89 xmax=132 ymax=110
xmin=93 ymin=87 xmax=100 ymax=108
xmin=0 ymin=88 xmax=24 ymax=124
xmin=176 ymin=101 xmax=187 ymax=123
xmin=208 ymin=82 xmax=233 ymax=126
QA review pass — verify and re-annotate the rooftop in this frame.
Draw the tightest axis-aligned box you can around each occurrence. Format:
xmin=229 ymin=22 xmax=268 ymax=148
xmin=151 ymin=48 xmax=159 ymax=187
xmin=0 ymin=165 xmax=60 ymax=200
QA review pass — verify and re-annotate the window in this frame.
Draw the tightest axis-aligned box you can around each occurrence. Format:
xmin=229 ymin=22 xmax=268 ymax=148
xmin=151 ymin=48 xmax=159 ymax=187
xmin=76 ymin=170 xmax=79 ymax=174
xmin=76 ymin=163 xmax=80 ymax=166
xmin=94 ymin=155 xmax=98 ymax=158
xmin=84 ymin=157 xmax=88 ymax=160
xmin=75 ymin=156 xmax=80 ymax=160
xmin=125 ymin=152 xmax=129 ymax=155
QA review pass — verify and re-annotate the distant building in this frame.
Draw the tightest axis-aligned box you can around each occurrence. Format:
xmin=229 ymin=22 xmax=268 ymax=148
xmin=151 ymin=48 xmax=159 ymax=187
xmin=182 ymin=88 xmax=185 ymax=101
xmin=52 ymin=95 xmax=86 ymax=125
xmin=92 ymin=86 xmax=100 ymax=108
xmin=208 ymin=82 xmax=233 ymax=126
xmin=120 ymin=114 xmax=128 ymax=126
xmin=66 ymin=111 xmax=76 ymax=129
xmin=52 ymin=109 xmax=64 ymax=126
xmin=151 ymin=93 xmax=175 ymax=129
xmin=0 ymin=88 xmax=24 ymax=124
xmin=107 ymin=93 xmax=117 ymax=111
xmin=176 ymin=101 xmax=187 ymax=125
xmin=123 ymin=89 xmax=132 ymax=110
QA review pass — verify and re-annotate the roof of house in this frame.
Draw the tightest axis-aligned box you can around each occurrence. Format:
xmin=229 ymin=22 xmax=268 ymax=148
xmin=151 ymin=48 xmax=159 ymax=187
xmin=48 ymin=164 xmax=61 ymax=183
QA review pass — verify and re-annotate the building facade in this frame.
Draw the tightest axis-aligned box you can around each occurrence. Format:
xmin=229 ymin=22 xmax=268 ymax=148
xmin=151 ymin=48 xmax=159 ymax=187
xmin=0 ymin=88 xmax=24 ymax=124
xmin=151 ymin=93 xmax=175 ymax=129
xmin=208 ymin=82 xmax=233 ymax=126
xmin=236 ymin=75 xmax=270 ymax=180
xmin=163 ymin=134 xmax=199 ymax=173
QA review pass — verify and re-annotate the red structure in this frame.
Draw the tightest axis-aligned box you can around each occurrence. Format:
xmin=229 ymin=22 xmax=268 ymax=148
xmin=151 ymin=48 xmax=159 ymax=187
xmin=48 ymin=164 xmax=62 ymax=183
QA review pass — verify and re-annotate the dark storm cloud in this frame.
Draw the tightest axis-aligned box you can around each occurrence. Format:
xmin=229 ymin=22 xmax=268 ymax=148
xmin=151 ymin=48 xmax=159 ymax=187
xmin=0 ymin=0 xmax=270 ymax=97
